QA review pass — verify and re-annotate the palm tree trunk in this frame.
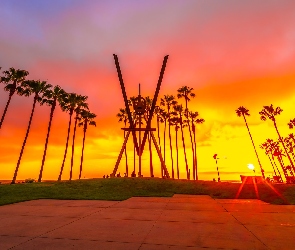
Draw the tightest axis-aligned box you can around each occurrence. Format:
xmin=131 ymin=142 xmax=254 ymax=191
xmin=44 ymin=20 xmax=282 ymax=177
xmin=69 ymin=115 xmax=78 ymax=181
xmin=38 ymin=102 xmax=56 ymax=182
xmin=148 ymin=133 xmax=154 ymax=177
xmin=180 ymin=117 xmax=189 ymax=179
xmin=274 ymin=121 xmax=295 ymax=172
xmin=269 ymin=154 xmax=282 ymax=181
xmin=157 ymin=117 xmax=161 ymax=152
xmin=175 ymin=128 xmax=179 ymax=179
xmin=243 ymin=115 xmax=265 ymax=178
xmin=192 ymin=122 xmax=198 ymax=181
xmin=58 ymin=110 xmax=73 ymax=181
xmin=164 ymin=119 xmax=166 ymax=164
xmin=79 ymin=122 xmax=87 ymax=179
xmin=0 ymin=93 xmax=13 ymax=129
xmin=168 ymin=122 xmax=174 ymax=179
xmin=11 ymin=96 xmax=38 ymax=184
xmin=123 ymin=121 xmax=128 ymax=177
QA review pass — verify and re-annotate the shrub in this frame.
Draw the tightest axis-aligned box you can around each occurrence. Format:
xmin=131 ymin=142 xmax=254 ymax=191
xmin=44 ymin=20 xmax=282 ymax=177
xmin=24 ymin=178 xmax=35 ymax=183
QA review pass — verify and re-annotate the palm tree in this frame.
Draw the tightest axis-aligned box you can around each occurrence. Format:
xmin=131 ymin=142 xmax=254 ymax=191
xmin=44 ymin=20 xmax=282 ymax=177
xmin=161 ymin=95 xmax=177 ymax=179
xmin=170 ymin=116 xmax=180 ymax=179
xmin=11 ymin=80 xmax=52 ymax=184
xmin=155 ymin=106 xmax=164 ymax=151
xmin=69 ymin=95 xmax=88 ymax=181
xmin=0 ymin=68 xmax=29 ymax=129
xmin=174 ymin=104 xmax=189 ymax=179
xmin=188 ymin=111 xmax=205 ymax=181
xmin=260 ymin=142 xmax=282 ymax=181
xmin=78 ymin=110 xmax=96 ymax=179
xmin=259 ymin=104 xmax=295 ymax=173
xmin=177 ymin=86 xmax=196 ymax=179
xmin=236 ymin=106 xmax=265 ymax=178
xmin=262 ymin=139 xmax=287 ymax=181
xmin=145 ymin=96 xmax=154 ymax=177
xmin=288 ymin=118 xmax=295 ymax=129
xmin=37 ymin=85 xmax=66 ymax=182
xmin=58 ymin=93 xmax=85 ymax=181
xmin=283 ymin=136 xmax=295 ymax=163
xmin=117 ymin=108 xmax=129 ymax=176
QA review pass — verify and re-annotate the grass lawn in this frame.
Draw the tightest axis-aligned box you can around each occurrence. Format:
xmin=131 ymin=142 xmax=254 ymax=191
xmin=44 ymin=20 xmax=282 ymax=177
xmin=0 ymin=178 xmax=295 ymax=206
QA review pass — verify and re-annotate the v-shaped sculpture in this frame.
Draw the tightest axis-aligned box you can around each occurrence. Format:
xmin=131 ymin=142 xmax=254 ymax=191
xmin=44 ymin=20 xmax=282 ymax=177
xmin=111 ymin=54 xmax=170 ymax=178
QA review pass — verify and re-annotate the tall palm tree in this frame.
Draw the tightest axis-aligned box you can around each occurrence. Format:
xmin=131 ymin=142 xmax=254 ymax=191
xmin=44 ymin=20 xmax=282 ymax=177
xmin=117 ymin=108 xmax=129 ymax=176
xmin=177 ymin=86 xmax=196 ymax=179
xmin=69 ymin=95 xmax=88 ymax=181
xmin=161 ymin=95 xmax=177 ymax=179
xmin=155 ymin=106 xmax=164 ymax=151
xmin=188 ymin=111 xmax=205 ymax=181
xmin=262 ymin=139 xmax=287 ymax=181
xmin=170 ymin=116 xmax=180 ymax=179
xmin=174 ymin=104 xmax=189 ymax=179
xmin=11 ymin=80 xmax=52 ymax=184
xmin=259 ymin=104 xmax=295 ymax=173
xmin=78 ymin=110 xmax=96 ymax=179
xmin=160 ymin=110 xmax=169 ymax=165
xmin=260 ymin=142 xmax=282 ymax=181
xmin=37 ymin=85 xmax=66 ymax=182
xmin=58 ymin=93 xmax=85 ymax=181
xmin=145 ymin=96 xmax=154 ymax=177
xmin=0 ymin=68 xmax=29 ymax=129
xmin=236 ymin=106 xmax=265 ymax=178
xmin=283 ymin=136 xmax=295 ymax=163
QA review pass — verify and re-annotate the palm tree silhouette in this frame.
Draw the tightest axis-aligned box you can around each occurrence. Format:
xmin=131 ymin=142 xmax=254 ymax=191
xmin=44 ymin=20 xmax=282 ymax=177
xmin=262 ymin=139 xmax=287 ymax=181
xmin=170 ymin=116 xmax=180 ymax=179
xmin=287 ymin=118 xmax=295 ymax=129
xmin=78 ymin=110 xmax=96 ymax=179
xmin=177 ymin=86 xmax=196 ymax=180
xmin=117 ymin=108 xmax=129 ymax=176
xmin=11 ymin=80 xmax=52 ymax=184
xmin=174 ymin=104 xmax=189 ymax=179
xmin=188 ymin=111 xmax=205 ymax=181
xmin=145 ymin=96 xmax=154 ymax=177
xmin=259 ymin=104 xmax=295 ymax=173
xmin=260 ymin=141 xmax=282 ymax=181
xmin=283 ymin=136 xmax=295 ymax=163
xmin=236 ymin=106 xmax=265 ymax=178
xmin=69 ymin=95 xmax=88 ymax=181
xmin=58 ymin=93 xmax=84 ymax=181
xmin=160 ymin=109 xmax=169 ymax=165
xmin=0 ymin=68 xmax=29 ymax=129
xmin=37 ymin=85 xmax=66 ymax=182
xmin=161 ymin=95 xmax=177 ymax=179
xmin=155 ymin=106 xmax=164 ymax=153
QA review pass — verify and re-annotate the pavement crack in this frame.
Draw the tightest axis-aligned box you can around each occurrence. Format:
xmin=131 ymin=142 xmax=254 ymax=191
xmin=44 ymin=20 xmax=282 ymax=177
xmin=220 ymin=204 xmax=271 ymax=250
xmin=137 ymin=198 xmax=171 ymax=250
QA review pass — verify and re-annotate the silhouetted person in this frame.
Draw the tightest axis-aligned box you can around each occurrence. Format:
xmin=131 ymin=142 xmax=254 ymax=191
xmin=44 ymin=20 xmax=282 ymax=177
xmin=131 ymin=171 xmax=136 ymax=177
xmin=103 ymin=175 xmax=105 ymax=178
xmin=106 ymin=175 xmax=109 ymax=178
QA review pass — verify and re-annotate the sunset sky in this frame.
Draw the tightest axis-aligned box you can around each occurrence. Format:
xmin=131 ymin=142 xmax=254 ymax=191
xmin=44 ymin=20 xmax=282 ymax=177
xmin=1 ymin=0 xmax=295 ymax=181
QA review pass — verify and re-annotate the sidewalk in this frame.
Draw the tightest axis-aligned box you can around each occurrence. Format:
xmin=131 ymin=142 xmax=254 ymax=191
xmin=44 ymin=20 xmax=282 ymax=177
xmin=0 ymin=195 xmax=294 ymax=249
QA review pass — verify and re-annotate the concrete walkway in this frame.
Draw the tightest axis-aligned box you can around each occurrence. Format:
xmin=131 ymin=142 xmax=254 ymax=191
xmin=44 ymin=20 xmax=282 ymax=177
xmin=0 ymin=195 xmax=294 ymax=249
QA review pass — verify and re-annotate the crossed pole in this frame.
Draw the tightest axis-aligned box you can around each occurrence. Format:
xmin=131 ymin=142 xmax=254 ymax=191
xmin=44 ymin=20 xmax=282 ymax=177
xmin=111 ymin=54 xmax=170 ymax=178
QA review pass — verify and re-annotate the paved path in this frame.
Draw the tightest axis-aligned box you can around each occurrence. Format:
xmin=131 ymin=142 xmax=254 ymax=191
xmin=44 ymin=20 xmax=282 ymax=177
xmin=0 ymin=195 xmax=294 ymax=249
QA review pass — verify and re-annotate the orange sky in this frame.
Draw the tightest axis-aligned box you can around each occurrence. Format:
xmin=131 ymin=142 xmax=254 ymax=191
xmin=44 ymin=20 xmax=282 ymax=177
xmin=1 ymin=0 xmax=295 ymax=181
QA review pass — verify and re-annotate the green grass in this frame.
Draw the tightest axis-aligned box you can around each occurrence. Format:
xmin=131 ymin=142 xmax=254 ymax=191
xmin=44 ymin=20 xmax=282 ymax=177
xmin=0 ymin=178 xmax=295 ymax=206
